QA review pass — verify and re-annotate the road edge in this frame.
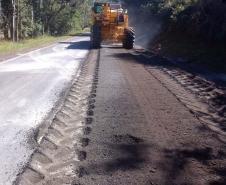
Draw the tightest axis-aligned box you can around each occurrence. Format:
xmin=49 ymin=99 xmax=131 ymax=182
xmin=12 ymin=48 xmax=92 ymax=185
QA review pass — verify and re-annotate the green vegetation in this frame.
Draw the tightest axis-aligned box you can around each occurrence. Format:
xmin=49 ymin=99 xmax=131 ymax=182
xmin=123 ymin=0 xmax=226 ymax=72
xmin=1 ymin=0 xmax=226 ymax=71
xmin=0 ymin=35 xmax=70 ymax=54
xmin=0 ymin=0 xmax=92 ymax=55
xmin=151 ymin=31 xmax=226 ymax=72
xmin=123 ymin=0 xmax=226 ymax=42
xmin=0 ymin=0 xmax=92 ymax=42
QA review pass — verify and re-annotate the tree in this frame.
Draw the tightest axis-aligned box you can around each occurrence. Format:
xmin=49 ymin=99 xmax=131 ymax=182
xmin=0 ymin=0 xmax=93 ymax=40
xmin=122 ymin=0 xmax=226 ymax=42
xmin=1 ymin=0 xmax=13 ymax=39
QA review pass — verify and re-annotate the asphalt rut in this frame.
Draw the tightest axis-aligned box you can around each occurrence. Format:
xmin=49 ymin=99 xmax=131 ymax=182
xmin=15 ymin=49 xmax=100 ymax=185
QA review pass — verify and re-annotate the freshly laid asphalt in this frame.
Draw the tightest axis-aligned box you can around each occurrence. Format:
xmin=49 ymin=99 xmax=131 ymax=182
xmin=77 ymin=46 xmax=226 ymax=185
xmin=15 ymin=43 xmax=226 ymax=185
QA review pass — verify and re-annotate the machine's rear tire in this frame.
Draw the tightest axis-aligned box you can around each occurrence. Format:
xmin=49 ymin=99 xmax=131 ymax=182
xmin=123 ymin=28 xmax=135 ymax=49
xmin=91 ymin=25 xmax=101 ymax=49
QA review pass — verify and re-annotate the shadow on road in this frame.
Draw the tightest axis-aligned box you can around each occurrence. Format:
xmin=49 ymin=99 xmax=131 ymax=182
xmin=160 ymin=147 xmax=226 ymax=185
xmin=86 ymin=134 xmax=151 ymax=175
xmin=113 ymin=51 xmax=226 ymax=86
xmin=101 ymin=44 xmax=123 ymax=49
xmin=103 ymin=143 xmax=149 ymax=172
xmin=112 ymin=51 xmax=226 ymax=131
xmin=110 ymin=51 xmax=226 ymax=185
xmin=69 ymin=32 xmax=91 ymax=37
xmin=58 ymin=41 xmax=90 ymax=50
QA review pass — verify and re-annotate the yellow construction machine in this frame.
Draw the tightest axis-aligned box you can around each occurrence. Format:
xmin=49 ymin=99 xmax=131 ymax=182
xmin=91 ymin=2 xmax=135 ymax=49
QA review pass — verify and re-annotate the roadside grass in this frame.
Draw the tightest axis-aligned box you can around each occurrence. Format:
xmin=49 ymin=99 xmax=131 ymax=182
xmin=151 ymin=32 xmax=226 ymax=73
xmin=0 ymin=35 xmax=71 ymax=55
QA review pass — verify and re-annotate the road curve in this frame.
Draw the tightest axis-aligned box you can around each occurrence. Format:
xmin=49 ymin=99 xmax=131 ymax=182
xmin=0 ymin=36 xmax=89 ymax=185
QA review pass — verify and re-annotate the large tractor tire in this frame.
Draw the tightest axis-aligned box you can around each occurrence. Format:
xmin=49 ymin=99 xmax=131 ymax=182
xmin=91 ymin=25 xmax=101 ymax=49
xmin=123 ymin=28 xmax=135 ymax=49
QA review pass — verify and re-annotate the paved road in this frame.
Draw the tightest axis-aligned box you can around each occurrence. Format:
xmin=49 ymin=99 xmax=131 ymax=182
xmin=0 ymin=36 xmax=89 ymax=185
xmin=76 ymin=46 xmax=226 ymax=185
xmin=17 ymin=45 xmax=226 ymax=185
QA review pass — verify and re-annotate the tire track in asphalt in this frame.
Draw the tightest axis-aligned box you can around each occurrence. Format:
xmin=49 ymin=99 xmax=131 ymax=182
xmin=135 ymin=52 xmax=226 ymax=143
xmin=15 ymin=49 xmax=100 ymax=185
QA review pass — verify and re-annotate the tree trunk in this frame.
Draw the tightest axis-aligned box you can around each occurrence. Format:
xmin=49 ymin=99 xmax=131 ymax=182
xmin=11 ymin=0 xmax=16 ymax=42
xmin=3 ymin=29 xmax=9 ymax=40
xmin=40 ymin=0 xmax=44 ymax=35
xmin=16 ymin=0 xmax=19 ymax=41
xmin=31 ymin=4 xmax=34 ymax=37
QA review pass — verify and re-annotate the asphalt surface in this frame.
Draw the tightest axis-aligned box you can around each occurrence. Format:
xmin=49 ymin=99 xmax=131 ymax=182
xmin=78 ymin=46 xmax=226 ymax=185
xmin=17 ymin=45 xmax=226 ymax=185
xmin=0 ymin=36 xmax=89 ymax=185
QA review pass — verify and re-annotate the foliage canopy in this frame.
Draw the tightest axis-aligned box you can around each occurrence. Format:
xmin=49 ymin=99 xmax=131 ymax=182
xmin=0 ymin=0 xmax=92 ymax=41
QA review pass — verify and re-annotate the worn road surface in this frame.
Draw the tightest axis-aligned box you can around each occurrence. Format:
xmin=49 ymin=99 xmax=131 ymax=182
xmin=17 ymin=46 xmax=226 ymax=185
xmin=0 ymin=36 xmax=89 ymax=185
